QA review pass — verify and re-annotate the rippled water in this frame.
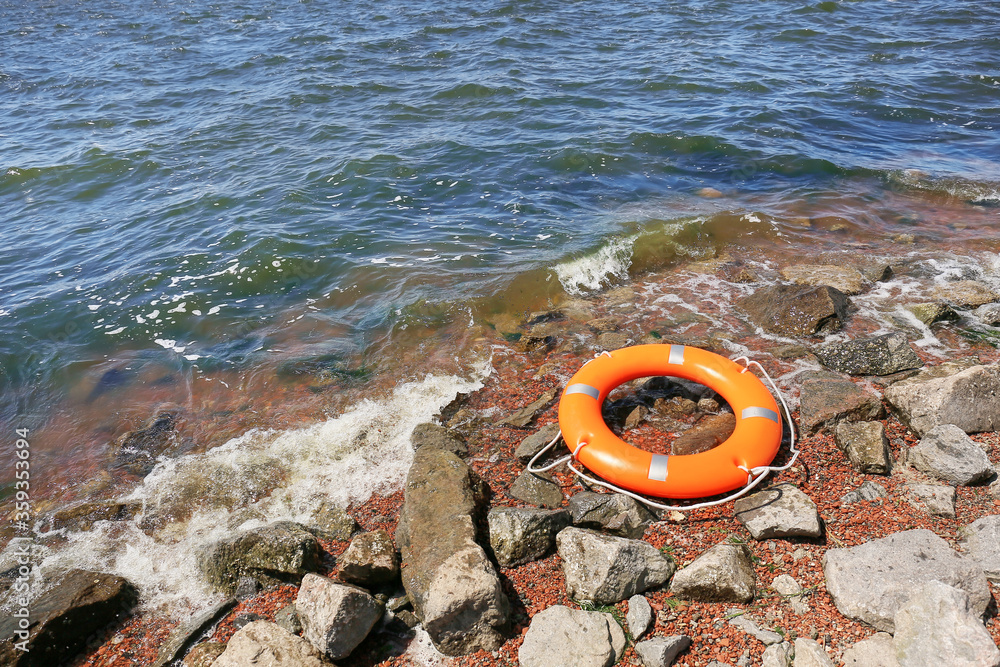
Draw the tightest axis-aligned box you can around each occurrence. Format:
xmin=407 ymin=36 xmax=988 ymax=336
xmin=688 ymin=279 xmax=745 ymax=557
xmin=1 ymin=0 xmax=999 ymax=614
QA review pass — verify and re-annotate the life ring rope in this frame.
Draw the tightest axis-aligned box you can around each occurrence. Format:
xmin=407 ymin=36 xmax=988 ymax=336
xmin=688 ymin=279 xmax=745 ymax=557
xmin=526 ymin=352 xmax=799 ymax=512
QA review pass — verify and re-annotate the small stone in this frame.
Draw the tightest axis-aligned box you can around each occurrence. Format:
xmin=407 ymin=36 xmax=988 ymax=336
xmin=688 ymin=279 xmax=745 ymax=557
xmin=488 ymin=506 xmax=570 ymax=567
xmin=905 ymin=483 xmax=957 ymax=518
xmin=337 ymin=529 xmax=400 ymax=588
xmin=274 ymin=604 xmax=302 ymax=635
xmin=295 ymin=574 xmax=383 ymax=661
xmin=761 ymin=641 xmax=793 ymax=667
xmin=634 ymin=635 xmax=692 ymax=666
xmin=626 ymin=595 xmax=654 ymax=640
xmin=959 ymin=515 xmax=1000 ymax=582
xmin=499 ymin=388 xmax=558 ymax=427
xmin=772 ymin=574 xmax=809 ymax=615
xmin=839 ymin=481 xmax=888 ymax=505
xmin=669 ymin=541 xmax=756 ymax=603
xmin=515 ymin=423 xmax=562 ymax=465
xmin=727 ymin=612 xmax=783 ymax=645
xmin=733 ymin=484 xmax=823 ymax=540
xmin=834 ymin=421 xmax=891 ymax=474
xmin=567 ymin=491 xmax=657 ymax=539
xmin=905 ymin=302 xmax=960 ymax=326
xmin=907 ymin=424 xmax=995 ymax=485
xmin=625 ymin=405 xmax=649 ymax=429
xmin=697 ymin=397 xmax=720 ymax=413
xmin=793 ymin=637 xmax=836 ymax=667
xmin=234 ymin=576 xmax=262 ymax=600
xmin=840 ymin=632 xmax=899 ymax=667
xmin=510 ymin=470 xmax=564 ymax=508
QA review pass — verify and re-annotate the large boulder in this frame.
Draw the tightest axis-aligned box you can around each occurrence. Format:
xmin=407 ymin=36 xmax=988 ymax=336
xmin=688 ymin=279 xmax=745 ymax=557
xmin=906 ymin=424 xmax=995 ymax=485
xmin=518 ymin=605 xmax=622 ymax=667
xmin=197 ymin=521 xmax=320 ymax=595
xmin=488 ymin=506 xmax=570 ymax=567
xmin=337 ymin=530 xmax=399 ymax=588
xmin=567 ymin=491 xmax=657 ymax=539
xmin=834 ymin=422 xmax=891 ymax=475
xmin=295 ymin=574 xmax=382 ymax=661
xmin=933 ymin=280 xmax=1000 ymax=307
xmin=841 ymin=632 xmax=899 ymax=667
xmin=669 ymin=541 xmax=756 ymax=603
xmin=396 ymin=447 xmax=509 ymax=655
xmin=798 ymin=376 xmax=884 ymax=435
xmin=733 ymin=484 xmax=823 ymax=540
xmin=883 ymin=362 xmax=1000 ymax=436
xmin=822 ymin=529 xmax=991 ymax=632
xmin=814 ymin=332 xmax=923 ymax=376
xmin=0 ymin=569 xmax=138 ymax=667
xmin=892 ymin=581 xmax=1000 ymax=667
xmin=738 ymin=284 xmax=852 ymax=336
xmin=210 ymin=620 xmax=331 ymax=667
xmin=960 ymin=515 xmax=1000 ymax=582
xmin=556 ymin=527 xmax=675 ymax=605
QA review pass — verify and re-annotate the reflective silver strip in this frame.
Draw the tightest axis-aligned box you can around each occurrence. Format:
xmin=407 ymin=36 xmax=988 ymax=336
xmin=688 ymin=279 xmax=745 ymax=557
xmin=648 ymin=454 xmax=670 ymax=481
xmin=668 ymin=345 xmax=686 ymax=365
xmin=742 ymin=406 xmax=780 ymax=423
xmin=564 ymin=383 xmax=600 ymax=400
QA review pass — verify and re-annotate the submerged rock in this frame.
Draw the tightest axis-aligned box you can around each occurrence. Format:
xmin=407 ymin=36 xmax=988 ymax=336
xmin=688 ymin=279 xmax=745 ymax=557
xmin=556 ymin=527 xmax=675 ymax=605
xmin=822 ymin=529 xmax=991 ymax=632
xmin=905 ymin=302 xmax=959 ymax=326
xmin=108 ymin=411 xmax=177 ymax=477
xmin=781 ymin=264 xmax=870 ymax=295
xmin=0 ymin=569 xmax=138 ymax=667
xmin=933 ymin=280 xmax=1000 ymax=308
xmin=738 ymin=284 xmax=851 ymax=336
xmin=815 ymin=332 xmax=923 ymax=376
xmin=198 ymin=521 xmax=320 ymax=595
xmin=884 ymin=362 xmax=1000 ymax=436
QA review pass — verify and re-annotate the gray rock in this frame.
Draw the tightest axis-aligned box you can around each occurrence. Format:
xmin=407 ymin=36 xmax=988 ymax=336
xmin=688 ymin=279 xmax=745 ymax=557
xmin=771 ymin=574 xmax=809 ymax=615
xmin=841 ymin=633 xmax=899 ymax=667
xmin=816 ymin=332 xmax=923 ymax=376
xmin=634 ymin=635 xmax=692 ymax=667
xmin=0 ymin=569 xmax=138 ymax=667
xmin=761 ymin=641 xmax=793 ymax=667
xmin=499 ymin=388 xmax=558 ymax=427
xmin=46 ymin=499 xmax=141 ymax=533
xmin=410 ymin=422 xmax=467 ymax=456
xmin=308 ymin=504 xmax=357 ymax=541
xmin=152 ymin=598 xmax=237 ymax=667
xmin=295 ymin=574 xmax=382 ymax=661
xmin=799 ymin=377 xmax=884 ymax=435
xmin=733 ymin=484 xmax=823 ymax=540
xmin=210 ymin=620 xmax=330 ymax=667
xmin=488 ymin=506 xmax=570 ymax=567
xmin=883 ymin=362 xmax=1000 ymax=436
xmin=793 ymin=638 xmax=835 ymax=667
xmin=839 ymin=481 xmax=889 ymax=506
xmin=933 ymin=280 xmax=1000 ymax=307
xmin=904 ymin=483 xmax=956 ymax=518
xmin=960 ymin=515 xmax=1000 ymax=582
xmin=567 ymin=491 xmax=657 ymax=539
xmin=907 ymin=424 xmax=995 ymax=485
xmin=556 ymin=527 xmax=676 ymax=605
xmin=518 ymin=605 xmax=616 ymax=667
xmin=738 ymin=284 xmax=852 ymax=336
xmin=626 ymin=594 xmax=654 ymax=640
xmin=727 ymin=612 xmax=783 ymax=645
xmin=975 ymin=302 xmax=1000 ymax=326
xmin=515 ymin=423 xmax=562 ymax=464
xmin=822 ymin=529 xmax=991 ymax=632
xmin=337 ymin=529 xmax=399 ymax=588
xmin=781 ymin=264 xmax=870 ymax=295
xmin=669 ymin=541 xmax=756 ymax=603
xmin=510 ymin=470 xmax=564 ymax=508
xmin=396 ymin=447 xmax=509 ymax=655
xmin=892 ymin=580 xmax=1000 ymax=667
xmin=274 ymin=603 xmax=302 ymax=635
xmin=834 ymin=422 xmax=891 ymax=474
xmin=197 ymin=521 xmax=320 ymax=595
xmin=602 ymin=613 xmax=627 ymax=664
xmin=905 ymin=302 xmax=959 ymax=326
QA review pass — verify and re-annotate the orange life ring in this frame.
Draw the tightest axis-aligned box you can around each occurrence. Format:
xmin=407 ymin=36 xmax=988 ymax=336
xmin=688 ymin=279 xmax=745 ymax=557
xmin=558 ymin=345 xmax=782 ymax=499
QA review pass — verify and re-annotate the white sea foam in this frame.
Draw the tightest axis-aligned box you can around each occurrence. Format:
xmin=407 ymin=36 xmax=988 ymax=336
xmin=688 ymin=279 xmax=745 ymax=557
xmin=554 ymin=236 xmax=635 ymax=295
xmin=8 ymin=369 xmax=487 ymax=617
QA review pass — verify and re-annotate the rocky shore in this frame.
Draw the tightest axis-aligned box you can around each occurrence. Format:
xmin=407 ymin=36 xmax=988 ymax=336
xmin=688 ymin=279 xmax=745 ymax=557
xmin=4 ymin=255 xmax=1000 ymax=667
